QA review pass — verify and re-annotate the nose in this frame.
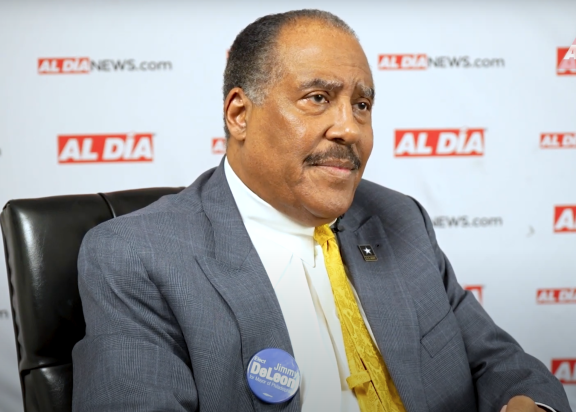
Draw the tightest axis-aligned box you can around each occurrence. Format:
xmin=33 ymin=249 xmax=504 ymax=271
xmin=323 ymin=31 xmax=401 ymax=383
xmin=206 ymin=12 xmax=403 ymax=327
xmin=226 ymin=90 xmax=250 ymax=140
xmin=325 ymin=100 xmax=362 ymax=145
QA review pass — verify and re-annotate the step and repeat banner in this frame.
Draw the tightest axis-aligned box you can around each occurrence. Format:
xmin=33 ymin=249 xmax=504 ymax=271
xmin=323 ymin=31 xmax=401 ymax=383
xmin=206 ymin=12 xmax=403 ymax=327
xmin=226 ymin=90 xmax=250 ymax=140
xmin=0 ymin=1 xmax=575 ymax=410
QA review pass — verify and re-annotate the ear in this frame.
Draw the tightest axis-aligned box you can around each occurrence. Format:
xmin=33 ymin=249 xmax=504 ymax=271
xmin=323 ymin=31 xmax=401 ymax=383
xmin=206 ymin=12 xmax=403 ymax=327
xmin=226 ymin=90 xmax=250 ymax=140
xmin=224 ymin=87 xmax=252 ymax=142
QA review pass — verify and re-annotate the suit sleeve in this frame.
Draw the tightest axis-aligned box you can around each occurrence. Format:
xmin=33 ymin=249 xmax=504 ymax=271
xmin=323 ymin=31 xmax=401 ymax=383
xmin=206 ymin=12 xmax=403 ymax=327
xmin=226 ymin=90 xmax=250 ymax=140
xmin=411 ymin=199 xmax=572 ymax=412
xmin=72 ymin=224 xmax=197 ymax=411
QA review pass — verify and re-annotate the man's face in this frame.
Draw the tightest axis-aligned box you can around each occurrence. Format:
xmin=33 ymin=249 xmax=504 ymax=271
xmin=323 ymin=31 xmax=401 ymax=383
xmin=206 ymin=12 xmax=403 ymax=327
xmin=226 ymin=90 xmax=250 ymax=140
xmin=226 ymin=20 xmax=374 ymax=227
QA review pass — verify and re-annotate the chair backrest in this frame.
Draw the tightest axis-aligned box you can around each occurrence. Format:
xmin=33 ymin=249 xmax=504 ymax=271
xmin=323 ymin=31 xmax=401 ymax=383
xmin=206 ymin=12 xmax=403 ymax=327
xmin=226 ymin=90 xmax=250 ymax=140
xmin=0 ymin=187 xmax=184 ymax=412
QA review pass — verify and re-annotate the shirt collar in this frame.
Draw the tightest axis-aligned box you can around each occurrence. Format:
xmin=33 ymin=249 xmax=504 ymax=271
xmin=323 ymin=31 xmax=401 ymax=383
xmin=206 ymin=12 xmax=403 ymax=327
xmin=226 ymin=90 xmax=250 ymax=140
xmin=224 ymin=157 xmax=316 ymax=265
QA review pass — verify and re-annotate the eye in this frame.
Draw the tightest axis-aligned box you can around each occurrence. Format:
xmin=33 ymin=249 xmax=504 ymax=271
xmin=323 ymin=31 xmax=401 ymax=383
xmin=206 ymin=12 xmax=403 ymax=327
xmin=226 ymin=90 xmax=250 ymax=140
xmin=310 ymin=94 xmax=328 ymax=104
xmin=356 ymin=102 xmax=371 ymax=111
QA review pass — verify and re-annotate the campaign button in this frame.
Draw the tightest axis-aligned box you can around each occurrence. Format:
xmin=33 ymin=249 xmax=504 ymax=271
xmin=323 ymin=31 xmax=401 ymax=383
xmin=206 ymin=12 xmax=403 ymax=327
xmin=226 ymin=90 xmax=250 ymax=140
xmin=246 ymin=348 xmax=300 ymax=404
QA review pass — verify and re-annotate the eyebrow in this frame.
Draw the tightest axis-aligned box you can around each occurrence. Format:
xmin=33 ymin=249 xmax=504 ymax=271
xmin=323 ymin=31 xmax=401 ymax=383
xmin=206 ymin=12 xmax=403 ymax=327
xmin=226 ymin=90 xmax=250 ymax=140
xmin=358 ymin=83 xmax=375 ymax=100
xmin=298 ymin=78 xmax=375 ymax=100
xmin=299 ymin=78 xmax=343 ymax=91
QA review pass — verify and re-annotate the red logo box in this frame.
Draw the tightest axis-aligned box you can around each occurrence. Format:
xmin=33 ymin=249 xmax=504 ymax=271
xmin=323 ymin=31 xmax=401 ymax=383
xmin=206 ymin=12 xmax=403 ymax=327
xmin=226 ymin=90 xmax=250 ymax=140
xmin=557 ymin=44 xmax=576 ymax=76
xmin=378 ymin=54 xmax=428 ymax=70
xmin=551 ymin=359 xmax=576 ymax=384
xmin=58 ymin=134 xmax=154 ymax=163
xmin=394 ymin=128 xmax=485 ymax=157
xmin=537 ymin=288 xmax=576 ymax=304
xmin=540 ymin=133 xmax=576 ymax=149
xmin=38 ymin=57 xmax=90 ymax=74
xmin=554 ymin=206 xmax=576 ymax=233
xmin=212 ymin=137 xmax=226 ymax=154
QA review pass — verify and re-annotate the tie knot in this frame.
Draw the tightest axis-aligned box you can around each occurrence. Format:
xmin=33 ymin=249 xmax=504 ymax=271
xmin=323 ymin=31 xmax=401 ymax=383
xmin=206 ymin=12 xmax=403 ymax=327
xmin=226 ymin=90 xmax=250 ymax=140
xmin=314 ymin=224 xmax=335 ymax=246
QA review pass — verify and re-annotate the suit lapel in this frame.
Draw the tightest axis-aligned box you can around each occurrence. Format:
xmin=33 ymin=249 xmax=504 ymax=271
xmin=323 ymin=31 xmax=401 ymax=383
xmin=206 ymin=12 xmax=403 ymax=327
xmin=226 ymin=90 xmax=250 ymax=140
xmin=337 ymin=214 xmax=427 ymax=412
xmin=195 ymin=160 xmax=300 ymax=412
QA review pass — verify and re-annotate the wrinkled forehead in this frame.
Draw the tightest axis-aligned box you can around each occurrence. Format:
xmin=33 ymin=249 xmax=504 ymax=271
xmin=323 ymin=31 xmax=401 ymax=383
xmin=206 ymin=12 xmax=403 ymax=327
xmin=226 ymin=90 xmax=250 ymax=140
xmin=273 ymin=20 xmax=374 ymax=93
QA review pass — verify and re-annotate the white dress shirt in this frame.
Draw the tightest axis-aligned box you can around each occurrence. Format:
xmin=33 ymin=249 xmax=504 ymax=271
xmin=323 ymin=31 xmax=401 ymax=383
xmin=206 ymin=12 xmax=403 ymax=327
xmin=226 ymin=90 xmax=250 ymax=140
xmin=224 ymin=158 xmax=557 ymax=412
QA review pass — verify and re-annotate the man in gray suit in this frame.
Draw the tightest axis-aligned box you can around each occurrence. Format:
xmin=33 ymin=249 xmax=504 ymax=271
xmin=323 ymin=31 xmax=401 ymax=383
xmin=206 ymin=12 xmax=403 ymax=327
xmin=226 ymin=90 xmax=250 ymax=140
xmin=72 ymin=9 xmax=571 ymax=412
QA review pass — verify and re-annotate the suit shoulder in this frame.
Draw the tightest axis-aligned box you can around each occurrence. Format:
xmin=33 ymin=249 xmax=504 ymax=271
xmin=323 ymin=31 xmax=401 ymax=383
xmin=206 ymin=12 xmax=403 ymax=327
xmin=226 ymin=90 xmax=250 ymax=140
xmin=116 ymin=167 xmax=217 ymax=221
xmin=351 ymin=179 xmax=432 ymax=237
xmin=355 ymin=179 xmax=422 ymax=215
xmin=83 ymin=168 xmax=216 ymax=249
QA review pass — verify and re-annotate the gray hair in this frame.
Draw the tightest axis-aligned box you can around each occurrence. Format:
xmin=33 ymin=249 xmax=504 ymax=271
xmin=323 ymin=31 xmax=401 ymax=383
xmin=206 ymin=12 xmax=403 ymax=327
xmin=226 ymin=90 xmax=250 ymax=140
xmin=223 ymin=9 xmax=357 ymax=138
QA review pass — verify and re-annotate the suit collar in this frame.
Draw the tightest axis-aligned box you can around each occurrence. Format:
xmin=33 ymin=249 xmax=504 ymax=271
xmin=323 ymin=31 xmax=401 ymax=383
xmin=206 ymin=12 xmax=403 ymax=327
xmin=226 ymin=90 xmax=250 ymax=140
xmin=198 ymin=158 xmax=253 ymax=268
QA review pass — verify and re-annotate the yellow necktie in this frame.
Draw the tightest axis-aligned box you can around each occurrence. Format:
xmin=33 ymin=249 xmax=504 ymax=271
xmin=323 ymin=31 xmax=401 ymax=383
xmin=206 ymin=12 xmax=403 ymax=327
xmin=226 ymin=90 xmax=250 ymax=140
xmin=314 ymin=224 xmax=406 ymax=412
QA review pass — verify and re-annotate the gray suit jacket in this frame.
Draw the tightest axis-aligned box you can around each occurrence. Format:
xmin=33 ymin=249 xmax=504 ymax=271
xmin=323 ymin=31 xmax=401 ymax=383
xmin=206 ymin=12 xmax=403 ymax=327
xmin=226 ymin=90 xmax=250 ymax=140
xmin=72 ymin=161 xmax=571 ymax=412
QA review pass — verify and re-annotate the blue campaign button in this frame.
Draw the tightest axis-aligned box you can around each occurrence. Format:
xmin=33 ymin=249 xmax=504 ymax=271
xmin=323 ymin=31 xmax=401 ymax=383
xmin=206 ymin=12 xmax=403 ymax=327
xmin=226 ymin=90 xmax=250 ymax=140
xmin=246 ymin=348 xmax=300 ymax=404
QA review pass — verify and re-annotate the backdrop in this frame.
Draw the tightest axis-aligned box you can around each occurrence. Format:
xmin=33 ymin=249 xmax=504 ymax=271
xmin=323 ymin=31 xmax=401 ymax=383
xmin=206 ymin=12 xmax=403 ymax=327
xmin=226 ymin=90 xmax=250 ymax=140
xmin=0 ymin=1 xmax=575 ymax=410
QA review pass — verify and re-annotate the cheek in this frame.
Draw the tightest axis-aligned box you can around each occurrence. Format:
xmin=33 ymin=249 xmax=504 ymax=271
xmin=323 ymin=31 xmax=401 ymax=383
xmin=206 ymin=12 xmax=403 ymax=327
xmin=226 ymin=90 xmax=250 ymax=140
xmin=248 ymin=111 xmax=309 ymax=181
xmin=273 ymin=109 xmax=319 ymax=160
xmin=278 ymin=110 xmax=309 ymax=146
xmin=365 ymin=135 xmax=374 ymax=159
xmin=358 ymin=130 xmax=374 ymax=166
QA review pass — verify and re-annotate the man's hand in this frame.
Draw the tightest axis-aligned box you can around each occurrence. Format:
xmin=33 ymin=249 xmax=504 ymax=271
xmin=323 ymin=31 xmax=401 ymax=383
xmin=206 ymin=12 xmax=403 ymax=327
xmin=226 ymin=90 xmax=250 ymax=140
xmin=500 ymin=396 xmax=543 ymax=412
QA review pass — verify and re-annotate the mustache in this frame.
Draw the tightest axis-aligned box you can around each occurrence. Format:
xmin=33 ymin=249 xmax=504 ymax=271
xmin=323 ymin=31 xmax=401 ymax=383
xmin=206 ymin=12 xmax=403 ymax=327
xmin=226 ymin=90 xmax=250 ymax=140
xmin=303 ymin=145 xmax=362 ymax=170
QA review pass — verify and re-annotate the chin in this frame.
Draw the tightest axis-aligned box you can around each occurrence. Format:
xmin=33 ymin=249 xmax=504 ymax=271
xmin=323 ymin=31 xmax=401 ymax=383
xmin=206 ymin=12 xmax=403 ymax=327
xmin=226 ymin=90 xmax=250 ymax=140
xmin=305 ymin=193 xmax=354 ymax=222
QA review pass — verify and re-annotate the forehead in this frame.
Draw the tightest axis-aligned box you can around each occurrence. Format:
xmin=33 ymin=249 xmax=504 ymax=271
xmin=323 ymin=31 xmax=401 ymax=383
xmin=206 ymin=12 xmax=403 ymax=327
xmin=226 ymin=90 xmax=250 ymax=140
xmin=274 ymin=21 xmax=373 ymax=90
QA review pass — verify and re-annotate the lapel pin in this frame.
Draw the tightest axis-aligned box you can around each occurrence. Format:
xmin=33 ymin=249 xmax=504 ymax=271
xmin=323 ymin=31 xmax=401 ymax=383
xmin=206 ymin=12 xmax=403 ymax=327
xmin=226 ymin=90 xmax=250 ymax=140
xmin=247 ymin=348 xmax=300 ymax=404
xmin=357 ymin=244 xmax=377 ymax=262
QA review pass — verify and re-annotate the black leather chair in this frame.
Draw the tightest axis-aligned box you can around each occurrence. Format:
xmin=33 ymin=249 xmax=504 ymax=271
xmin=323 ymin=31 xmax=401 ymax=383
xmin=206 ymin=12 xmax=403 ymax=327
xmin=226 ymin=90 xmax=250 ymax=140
xmin=1 ymin=187 xmax=184 ymax=412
